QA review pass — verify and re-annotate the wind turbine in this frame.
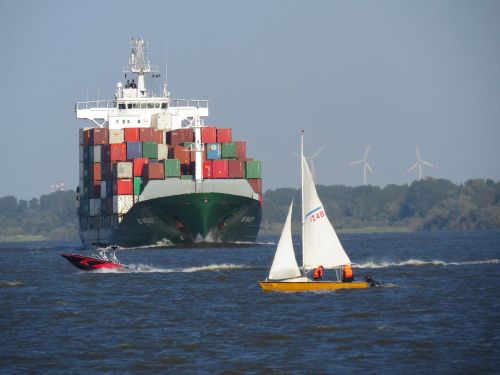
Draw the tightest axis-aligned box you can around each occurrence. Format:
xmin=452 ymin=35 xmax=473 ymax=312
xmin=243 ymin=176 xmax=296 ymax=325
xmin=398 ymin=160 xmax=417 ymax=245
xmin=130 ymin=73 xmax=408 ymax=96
xmin=406 ymin=145 xmax=437 ymax=180
xmin=346 ymin=145 xmax=374 ymax=186
xmin=293 ymin=140 xmax=331 ymax=180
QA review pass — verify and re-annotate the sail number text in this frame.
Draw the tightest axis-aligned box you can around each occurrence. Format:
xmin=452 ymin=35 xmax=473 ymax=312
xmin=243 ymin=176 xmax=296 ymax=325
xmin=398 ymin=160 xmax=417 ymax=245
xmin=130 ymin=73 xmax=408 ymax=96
xmin=309 ymin=210 xmax=325 ymax=222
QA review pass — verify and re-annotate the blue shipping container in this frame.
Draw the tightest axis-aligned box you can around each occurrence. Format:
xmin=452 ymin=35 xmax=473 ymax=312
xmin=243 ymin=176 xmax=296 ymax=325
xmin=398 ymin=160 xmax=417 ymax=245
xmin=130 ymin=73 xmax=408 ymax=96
xmin=127 ymin=141 xmax=143 ymax=160
xmin=206 ymin=143 xmax=221 ymax=160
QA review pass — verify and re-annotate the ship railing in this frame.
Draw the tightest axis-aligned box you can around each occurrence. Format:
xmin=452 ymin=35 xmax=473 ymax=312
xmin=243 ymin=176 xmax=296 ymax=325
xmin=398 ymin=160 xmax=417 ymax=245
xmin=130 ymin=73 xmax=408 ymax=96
xmin=76 ymin=99 xmax=208 ymax=111
xmin=169 ymin=99 xmax=208 ymax=109
xmin=76 ymin=100 xmax=115 ymax=111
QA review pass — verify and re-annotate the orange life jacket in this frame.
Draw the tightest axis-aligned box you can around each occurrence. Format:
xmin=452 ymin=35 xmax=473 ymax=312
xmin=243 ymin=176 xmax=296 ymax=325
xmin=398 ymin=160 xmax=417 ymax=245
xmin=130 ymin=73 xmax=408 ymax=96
xmin=313 ymin=266 xmax=324 ymax=280
xmin=343 ymin=265 xmax=353 ymax=279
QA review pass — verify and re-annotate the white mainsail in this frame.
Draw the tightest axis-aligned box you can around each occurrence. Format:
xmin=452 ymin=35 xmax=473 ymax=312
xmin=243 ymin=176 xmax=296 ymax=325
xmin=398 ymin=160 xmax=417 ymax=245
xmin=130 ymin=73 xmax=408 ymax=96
xmin=301 ymin=156 xmax=351 ymax=270
xmin=268 ymin=202 xmax=302 ymax=280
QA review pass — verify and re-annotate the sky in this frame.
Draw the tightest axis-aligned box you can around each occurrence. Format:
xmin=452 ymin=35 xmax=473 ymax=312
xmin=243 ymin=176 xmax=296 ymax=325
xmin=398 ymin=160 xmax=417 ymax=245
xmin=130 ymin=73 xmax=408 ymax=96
xmin=0 ymin=0 xmax=499 ymax=199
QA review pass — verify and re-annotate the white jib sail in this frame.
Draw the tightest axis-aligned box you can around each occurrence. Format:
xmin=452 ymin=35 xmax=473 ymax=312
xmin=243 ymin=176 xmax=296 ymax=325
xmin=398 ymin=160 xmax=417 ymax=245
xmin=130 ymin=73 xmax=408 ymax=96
xmin=268 ymin=201 xmax=302 ymax=280
xmin=302 ymin=156 xmax=351 ymax=270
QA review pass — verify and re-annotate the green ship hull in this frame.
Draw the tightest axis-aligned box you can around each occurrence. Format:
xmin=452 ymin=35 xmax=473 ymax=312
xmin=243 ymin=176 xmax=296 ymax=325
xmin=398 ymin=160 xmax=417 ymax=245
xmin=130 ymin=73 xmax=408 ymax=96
xmin=80 ymin=191 xmax=262 ymax=248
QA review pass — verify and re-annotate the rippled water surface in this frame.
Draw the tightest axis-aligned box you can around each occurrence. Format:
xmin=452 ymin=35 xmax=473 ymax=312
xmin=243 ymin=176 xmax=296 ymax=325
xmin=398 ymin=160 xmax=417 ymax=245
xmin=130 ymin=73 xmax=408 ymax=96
xmin=1 ymin=231 xmax=499 ymax=373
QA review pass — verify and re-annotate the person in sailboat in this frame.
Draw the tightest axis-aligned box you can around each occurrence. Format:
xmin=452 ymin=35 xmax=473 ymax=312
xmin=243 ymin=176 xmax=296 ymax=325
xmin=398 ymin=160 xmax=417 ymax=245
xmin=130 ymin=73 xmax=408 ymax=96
xmin=342 ymin=264 xmax=354 ymax=282
xmin=313 ymin=265 xmax=324 ymax=281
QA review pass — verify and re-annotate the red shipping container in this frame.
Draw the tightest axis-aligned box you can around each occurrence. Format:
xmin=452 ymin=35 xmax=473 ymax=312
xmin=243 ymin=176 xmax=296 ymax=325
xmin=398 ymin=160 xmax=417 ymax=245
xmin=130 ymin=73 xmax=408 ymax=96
xmin=90 ymin=128 xmax=109 ymax=145
xmin=143 ymin=162 xmax=165 ymax=180
xmin=167 ymin=129 xmax=193 ymax=146
xmin=201 ymin=126 xmax=217 ymax=144
xmin=216 ymin=128 xmax=232 ymax=143
xmin=90 ymin=181 xmax=101 ymax=198
xmin=153 ymin=129 xmax=165 ymax=144
xmin=203 ymin=160 xmax=213 ymax=178
xmin=124 ymin=128 xmax=140 ymax=142
xmin=212 ymin=160 xmax=229 ymax=179
xmin=170 ymin=146 xmax=191 ymax=165
xmin=248 ymin=178 xmax=262 ymax=194
xmin=235 ymin=141 xmax=247 ymax=160
xmin=82 ymin=129 xmax=91 ymax=146
xmin=108 ymin=143 xmax=127 ymax=161
xmin=113 ymin=179 xmax=133 ymax=195
xmin=133 ymin=158 xmax=149 ymax=177
xmin=90 ymin=163 xmax=102 ymax=181
xmin=140 ymin=128 xmax=154 ymax=142
xmin=228 ymin=160 xmax=245 ymax=178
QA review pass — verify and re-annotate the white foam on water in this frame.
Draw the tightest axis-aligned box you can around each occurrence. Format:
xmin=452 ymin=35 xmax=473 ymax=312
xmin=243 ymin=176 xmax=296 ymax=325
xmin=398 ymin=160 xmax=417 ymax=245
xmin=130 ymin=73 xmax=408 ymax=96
xmin=356 ymin=258 xmax=500 ymax=269
xmin=101 ymin=263 xmax=251 ymax=273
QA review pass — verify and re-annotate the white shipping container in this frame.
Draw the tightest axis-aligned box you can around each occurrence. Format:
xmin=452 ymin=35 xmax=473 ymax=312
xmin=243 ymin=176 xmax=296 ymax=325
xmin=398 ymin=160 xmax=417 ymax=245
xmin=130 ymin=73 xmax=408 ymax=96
xmin=157 ymin=144 xmax=169 ymax=160
xmin=89 ymin=198 xmax=101 ymax=216
xmin=113 ymin=195 xmax=134 ymax=214
xmin=91 ymin=145 xmax=102 ymax=163
xmin=113 ymin=162 xmax=133 ymax=178
xmin=109 ymin=129 xmax=125 ymax=144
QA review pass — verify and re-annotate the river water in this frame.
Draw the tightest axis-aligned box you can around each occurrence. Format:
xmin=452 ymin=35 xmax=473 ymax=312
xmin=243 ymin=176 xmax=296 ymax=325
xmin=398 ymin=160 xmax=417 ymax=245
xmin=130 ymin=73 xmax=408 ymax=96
xmin=1 ymin=231 xmax=499 ymax=373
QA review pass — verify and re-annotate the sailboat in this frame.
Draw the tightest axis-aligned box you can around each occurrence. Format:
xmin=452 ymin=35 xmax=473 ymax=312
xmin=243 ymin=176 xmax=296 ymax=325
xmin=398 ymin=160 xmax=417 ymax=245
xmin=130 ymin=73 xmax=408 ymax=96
xmin=259 ymin=132 xmax=370 ymax=292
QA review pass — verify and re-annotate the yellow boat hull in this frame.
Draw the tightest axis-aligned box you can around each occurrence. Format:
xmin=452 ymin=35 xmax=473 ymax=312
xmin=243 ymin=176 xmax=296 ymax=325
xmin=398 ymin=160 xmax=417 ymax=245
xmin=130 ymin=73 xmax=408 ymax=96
xmin=259 ymin=280 xmax=369 ymax=292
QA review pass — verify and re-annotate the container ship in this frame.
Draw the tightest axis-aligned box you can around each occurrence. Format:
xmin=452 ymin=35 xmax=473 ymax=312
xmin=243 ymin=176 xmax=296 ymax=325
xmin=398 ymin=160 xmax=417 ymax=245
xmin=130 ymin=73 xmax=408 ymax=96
xmin=76 ymin=39 xmax=262 ymax=248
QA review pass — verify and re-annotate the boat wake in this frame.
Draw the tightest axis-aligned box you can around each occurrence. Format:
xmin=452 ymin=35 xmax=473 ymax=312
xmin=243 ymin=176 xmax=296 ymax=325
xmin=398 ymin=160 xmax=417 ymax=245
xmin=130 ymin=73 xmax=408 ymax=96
xmin=356 ymin=258 xmax=500 ymax=269
xmin=93 ymin=263 xmax=250 ymax=273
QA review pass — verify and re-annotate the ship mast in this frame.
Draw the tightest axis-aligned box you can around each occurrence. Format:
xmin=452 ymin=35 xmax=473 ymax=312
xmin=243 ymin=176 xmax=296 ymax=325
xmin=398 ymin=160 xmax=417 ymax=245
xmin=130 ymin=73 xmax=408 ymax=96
xmin=123 ymin=38 xmax=159 ymax=97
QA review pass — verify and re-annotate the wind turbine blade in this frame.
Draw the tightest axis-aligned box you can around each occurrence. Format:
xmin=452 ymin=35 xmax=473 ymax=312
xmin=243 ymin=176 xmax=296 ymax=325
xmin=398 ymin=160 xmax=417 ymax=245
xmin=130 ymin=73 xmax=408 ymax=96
xmin=291 ymin=152 xmax=300 ymax=157
xmin=366 ymin=162 xmax=374 ymax=174
xmin=347 ymin=160 xmax=363 ymax=166
xmin=406 ymin=162 xmax=419 ymax=174
xmin=420 ymin=160 xmax=436 ymax=168
xmin=416 ymin=145 xmax=421 ymax=160
xmin=311 ymin=144 xmax=327 ymax=159
xmin=364 ymin=145 xmax=371 ymax=159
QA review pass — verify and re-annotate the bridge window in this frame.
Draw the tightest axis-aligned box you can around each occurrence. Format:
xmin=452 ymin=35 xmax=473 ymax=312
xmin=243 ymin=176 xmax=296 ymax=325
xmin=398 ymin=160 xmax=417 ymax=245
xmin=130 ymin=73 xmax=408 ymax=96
xmin=118 ymin=104 xmax=125 ymax=109
xmin=127 ymin=103 xmax=132 ymax=109
xmin=161 ymin=103 xmax=167 ymax=109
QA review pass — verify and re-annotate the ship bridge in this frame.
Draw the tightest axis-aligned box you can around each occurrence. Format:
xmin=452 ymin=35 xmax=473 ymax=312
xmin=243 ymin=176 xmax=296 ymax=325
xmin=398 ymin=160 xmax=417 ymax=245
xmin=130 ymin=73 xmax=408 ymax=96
xmin=75 ymin=38 xmax=208 ymax=130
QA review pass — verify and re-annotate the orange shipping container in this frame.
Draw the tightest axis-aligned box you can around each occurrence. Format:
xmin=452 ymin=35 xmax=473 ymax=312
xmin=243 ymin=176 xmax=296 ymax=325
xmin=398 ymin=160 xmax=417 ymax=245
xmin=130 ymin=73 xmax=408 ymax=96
xmin=90 ymin=163 xmax=102 ymax=181
xmin=108 ymin=143 xmax=127 ymax=161
xmin=113 ymin=179 xmax=133 ymax=195
xmin=140 ymin=128 xmax=155 ymax=142
xmin=216 ymin=128 xmax=232 ymax=143
xmin=153 ymin=129 xmax=165 ymax=144
xmin=90 ymin=128 xmax=109 ymax=145
xmin=228 ymin=160 xmax=245 ymax=178
xmin=124 ymin=128 xmax=140 ymax=142
xmin=170 ymin=146 xmax=191 ymax=165
xmin=201 ymin=126 xmax=217 ymax=143
xmin=212 ymin=159 xmax=229 ymax=179
xmin=203 ymin=160 xmax=213 ymax=178
xmin=133 ymin=158 xmax=149 ymax=176
xmin=143 ymin=163 xmax=165 ymax=180
xmin=235 ymin=141 xmax=247 ymax=160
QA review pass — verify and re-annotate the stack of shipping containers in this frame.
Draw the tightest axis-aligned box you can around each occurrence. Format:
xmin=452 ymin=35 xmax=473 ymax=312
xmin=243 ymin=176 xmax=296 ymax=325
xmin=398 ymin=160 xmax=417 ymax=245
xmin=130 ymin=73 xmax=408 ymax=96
xmin=78 ymin=126 xmax=262 ymax=227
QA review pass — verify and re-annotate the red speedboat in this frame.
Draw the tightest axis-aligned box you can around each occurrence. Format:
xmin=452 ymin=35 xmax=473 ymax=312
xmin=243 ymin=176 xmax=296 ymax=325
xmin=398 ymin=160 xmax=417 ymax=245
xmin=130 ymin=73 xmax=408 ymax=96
xmin=61 ymin=253 xmax=124 ymax=271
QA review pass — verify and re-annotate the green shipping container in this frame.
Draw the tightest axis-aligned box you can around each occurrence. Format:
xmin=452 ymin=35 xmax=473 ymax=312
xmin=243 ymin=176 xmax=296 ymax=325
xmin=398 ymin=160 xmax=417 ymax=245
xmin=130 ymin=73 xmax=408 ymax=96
xmin=164 ymin=159 xmax=181 ymax=177
xmin=180 ymin=175 xmax=193 ymax=180
xmin=133 ymin=177 xmax=143 ymax=195
xmin=245 ymin=160 xmax=262 ymax=179
xmin=143 ymin=142 xmax=158 ymax=159
xmin=221 ymin=142 xmax=237 ymax=159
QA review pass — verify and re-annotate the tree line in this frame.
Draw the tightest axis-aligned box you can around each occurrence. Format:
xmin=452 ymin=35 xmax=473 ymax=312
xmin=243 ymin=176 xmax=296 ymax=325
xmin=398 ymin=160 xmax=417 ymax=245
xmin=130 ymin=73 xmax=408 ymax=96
xmin=262 ymin=178 xmax=500 ymax=232
xmin=0 ymin=178 xmax=498 ymax=241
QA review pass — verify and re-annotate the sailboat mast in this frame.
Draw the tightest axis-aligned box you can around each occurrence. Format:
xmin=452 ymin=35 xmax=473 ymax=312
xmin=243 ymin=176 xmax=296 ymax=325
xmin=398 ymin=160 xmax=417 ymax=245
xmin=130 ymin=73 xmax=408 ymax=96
xmin=301 ymin=129 xmax=305 ymax=270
